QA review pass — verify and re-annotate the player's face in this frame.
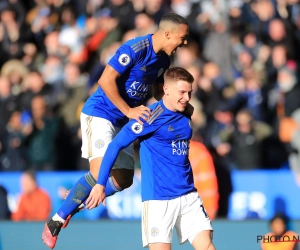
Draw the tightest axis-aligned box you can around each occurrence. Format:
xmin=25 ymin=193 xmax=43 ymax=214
xmin=166 ymin=80 xmax=192 ymax=112
xmin=166 ymin=24 xmax=189 ymax=56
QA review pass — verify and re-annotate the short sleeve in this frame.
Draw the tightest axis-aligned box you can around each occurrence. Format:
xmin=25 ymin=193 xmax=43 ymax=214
xmin=108 ymin=45 xmax=136 ymax=75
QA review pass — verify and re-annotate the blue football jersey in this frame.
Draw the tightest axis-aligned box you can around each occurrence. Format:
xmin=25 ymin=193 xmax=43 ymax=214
xmin=97 ymin=100 xmax=196 ymax=201
xmin=82 ymin=34 xmax=170 ymax=127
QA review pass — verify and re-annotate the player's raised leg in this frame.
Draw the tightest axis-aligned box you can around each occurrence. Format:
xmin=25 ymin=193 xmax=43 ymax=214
xmin=42 ymin=115 xmax=134 ymax=249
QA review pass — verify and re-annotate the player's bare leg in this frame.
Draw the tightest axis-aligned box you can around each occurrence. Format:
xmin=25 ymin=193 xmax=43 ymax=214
xmin=149 ymin=243 xmax=172 ymax=250
xmin=192 ymin=230 xmax=215 ymax=250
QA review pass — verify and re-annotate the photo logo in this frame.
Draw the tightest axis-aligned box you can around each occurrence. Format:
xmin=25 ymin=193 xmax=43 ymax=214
xmin=257 ymin=234 xmax=300 ymax=243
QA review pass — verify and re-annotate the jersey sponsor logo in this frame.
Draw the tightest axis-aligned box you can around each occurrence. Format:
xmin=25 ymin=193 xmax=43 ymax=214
xmin=168 ymin=125 xmax=174 ymax=131
xmin=95 ymin=139 xmax=105 ymax=149
xmin=140 ymin=65 xmax=146 ymax=72
xmin=131 ymin=122 xmax=143 ymax=134
xmin=150 ymin=227 xmax=159 ymax=237
xmin=158 ymin=68 xmax=164 ymax=77
xmin=118 ymin=54 xmax=130 ymax=66
xmin=172 ymin=139 xmax=190 ymax=155
xmin=126 ymin=81 xmax=150 ymax=99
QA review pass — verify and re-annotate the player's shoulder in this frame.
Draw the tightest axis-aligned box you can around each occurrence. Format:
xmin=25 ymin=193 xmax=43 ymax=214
xmin=121 ymin=34 xmax=151 ymax=55
xmin=147 ymin=101 xmax=165 ymax=125
xmin=148 ymin=101 xmax=161 ymax=112
xmin=125 ymin=34 xmax=150 ymax=48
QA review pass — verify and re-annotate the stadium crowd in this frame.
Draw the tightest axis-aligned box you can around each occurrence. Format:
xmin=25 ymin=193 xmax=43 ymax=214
xmin=0 ymin=0 xmax=300 ymax=218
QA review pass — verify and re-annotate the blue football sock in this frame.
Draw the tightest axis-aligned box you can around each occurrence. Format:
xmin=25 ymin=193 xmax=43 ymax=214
xmin=57 ymin=172 xmax=96 ymax=220
xmin=105 ymin=176 xmax=122 ymax=197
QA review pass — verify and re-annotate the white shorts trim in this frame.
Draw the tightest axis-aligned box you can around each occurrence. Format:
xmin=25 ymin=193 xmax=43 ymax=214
xmin=142 ymin=192 xmax=213 ymax=248
xmin=80 ymin=113 xmax=134 ymax=169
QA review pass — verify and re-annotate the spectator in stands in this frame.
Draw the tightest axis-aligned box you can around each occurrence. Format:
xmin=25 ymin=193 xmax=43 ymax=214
xmin=266 ymin=45 xmax=288 ymax=89
xmin=11 ymin=169 xmax=51 ymax=221
xmin=218 ymin=109 xmax=272 ymax=170
xmin=267 ymin=19 xmax=296 ymax=60
xmin=22 ymin=95 xmax=60 ymax=171
xmin=0 ymin=111 xmax=27 ymax=171
xmin=1 ymin=59 xmax=29 ymax=97
xmin=189 ymin=139 xmax=219 ymax=220
xmin=107 ymin=0 xmax=137 ymax=33
xmin=134 ymin=12 xmax=157 ymax=37
xmin=18 ymin=71 xmax=55 ymax=112
xmin=26 ymin=1 xmax=58 ymax=51
xmin=275 ymin=65 xmax=300 ymax=185
xmin=57 ymin=63 xmax=88 ymax=170
xmin=0 ymin=76 xmax=19 ymax=136
xmin=228 ymin=75 xmax=266 ymax=121
xmin=0 ymin=184 xmax=11 ymax=219
xmin=144 ymin=0 xmax=170 ymax=24
xmin=0 ymin=6 xmax=32 ymax=67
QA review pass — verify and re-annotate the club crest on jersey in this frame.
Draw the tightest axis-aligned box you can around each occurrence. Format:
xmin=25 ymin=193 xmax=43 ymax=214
xmin=118 ymin=54 xmax=130 ymax=66
xmin=95 ymin=139 xmax=105 ymax=149
xmin=131 ymin=122 xmax=143 ymax=134
xmin=158 ymin=68 xmax=164 ymax=77
xmin=151 ymin=227 xmax=159 ymax=237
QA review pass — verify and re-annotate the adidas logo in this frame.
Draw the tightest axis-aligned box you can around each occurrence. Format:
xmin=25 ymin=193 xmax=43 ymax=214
xmin=168 ymin=125 xmax=174 ymax=131
xmin=140 ymin=66 xmax=146 ymax=72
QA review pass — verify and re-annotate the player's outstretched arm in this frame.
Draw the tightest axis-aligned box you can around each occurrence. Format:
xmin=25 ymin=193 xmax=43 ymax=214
xmin=98 ymin=65 xmax=150 ymax=124
xmin=85 ymin=117 xmax=156 ymax=209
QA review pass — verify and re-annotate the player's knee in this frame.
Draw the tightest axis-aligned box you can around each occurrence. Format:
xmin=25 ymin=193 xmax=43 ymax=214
xmin=192 ymin=230 xmax=214 ymax=250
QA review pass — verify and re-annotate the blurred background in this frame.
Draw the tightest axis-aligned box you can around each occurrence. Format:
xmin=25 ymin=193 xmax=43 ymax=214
xmin=0 ymin=0 xmax=300 ymax=249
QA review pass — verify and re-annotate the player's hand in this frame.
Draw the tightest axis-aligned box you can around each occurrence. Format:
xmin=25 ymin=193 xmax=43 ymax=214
xmin=85 ymin=184 xmax=106 ymax=209
xmin=127 ymin=105 xmax=151 ymax=124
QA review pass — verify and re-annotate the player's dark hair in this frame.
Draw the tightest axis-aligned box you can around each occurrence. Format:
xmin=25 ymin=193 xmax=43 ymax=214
xmin=164 ymin=67 xmax=194 ymax=84
xmin=160 ymin=13 xmax=188 ymax=26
